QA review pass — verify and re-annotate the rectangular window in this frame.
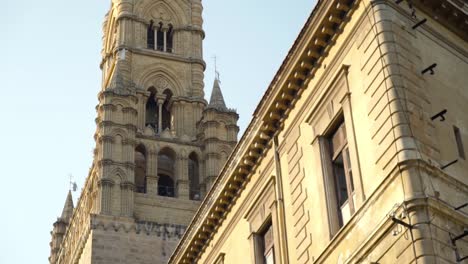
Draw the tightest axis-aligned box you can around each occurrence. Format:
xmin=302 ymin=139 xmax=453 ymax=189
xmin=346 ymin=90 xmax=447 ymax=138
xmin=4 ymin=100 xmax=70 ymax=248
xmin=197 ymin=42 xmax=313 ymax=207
xmin=329 ymin=120 xmax=355 ymax=228
xmin=454 ymin=126 xmax=466 ymax=160
xmin=261 ymin=224 xmax=275 ymax=264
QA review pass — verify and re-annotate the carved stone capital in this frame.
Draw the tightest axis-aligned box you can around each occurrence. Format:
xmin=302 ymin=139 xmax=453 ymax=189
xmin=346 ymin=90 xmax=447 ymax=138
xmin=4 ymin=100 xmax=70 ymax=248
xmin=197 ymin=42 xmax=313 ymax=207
xmin=120 ymin=181 xmax=135 ymax=191
xmin=98 ymin=178 xmax=114 ymax=187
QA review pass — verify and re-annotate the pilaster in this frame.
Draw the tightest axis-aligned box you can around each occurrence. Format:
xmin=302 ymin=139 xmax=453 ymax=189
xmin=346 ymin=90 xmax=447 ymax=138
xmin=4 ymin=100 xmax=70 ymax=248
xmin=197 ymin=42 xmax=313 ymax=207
xmin=146 ymin=147 xmax=159 ymax=195
xmin=177 ymin=152 xmax=190 ymax=199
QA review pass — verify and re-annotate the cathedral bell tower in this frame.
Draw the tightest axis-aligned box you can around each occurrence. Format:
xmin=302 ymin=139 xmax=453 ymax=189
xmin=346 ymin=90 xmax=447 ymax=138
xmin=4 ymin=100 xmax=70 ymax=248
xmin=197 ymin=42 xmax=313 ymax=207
xmin=49 ymin=0 xmax=238 ymax=263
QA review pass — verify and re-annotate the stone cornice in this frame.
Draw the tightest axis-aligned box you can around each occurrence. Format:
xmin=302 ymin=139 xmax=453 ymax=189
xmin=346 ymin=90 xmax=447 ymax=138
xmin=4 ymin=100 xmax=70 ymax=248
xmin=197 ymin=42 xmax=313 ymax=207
xmin=202 ymin=107 xmax=239 ymax=118
xmin=135 ymin=134 xmax=203 ymax=147
xmin=113 ymin=13 xmax=206 ymax=39
xmin=168 ymin=0 xmax=359 ymax=263
xmin=171 ymin=97 xmax=208 ymax=106
xmin=106 ymin=45 xmax=207 ymax=71
xmin=412 ymin=0 xmax=468 ymax=42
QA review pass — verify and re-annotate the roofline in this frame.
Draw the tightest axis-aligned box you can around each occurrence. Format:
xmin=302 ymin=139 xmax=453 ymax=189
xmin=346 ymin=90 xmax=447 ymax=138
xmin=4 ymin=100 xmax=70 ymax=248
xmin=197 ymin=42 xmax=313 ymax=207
xmin=169 ymin=0 xmax=468 ymax=262
xmin=168 ymin=0 xmax=359 ymax=262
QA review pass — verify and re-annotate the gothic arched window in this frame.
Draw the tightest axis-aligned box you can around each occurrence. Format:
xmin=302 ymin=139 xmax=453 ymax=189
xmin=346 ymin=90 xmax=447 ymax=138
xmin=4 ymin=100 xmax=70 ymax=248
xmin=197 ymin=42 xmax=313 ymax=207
xmin=146 ymin=21 xmax=174 ymax=53
xmin=157 ymin=148 xmax=176 ymax=197
xmin=147 ymin=20 xmax=155 ymax=49
xmin=135 ymin=145 xmax=147 ymax=193
xmin=145 ymin=88 xmax=158 ymax=131
xmin=188 ymin=152 xmax=200 ymax=200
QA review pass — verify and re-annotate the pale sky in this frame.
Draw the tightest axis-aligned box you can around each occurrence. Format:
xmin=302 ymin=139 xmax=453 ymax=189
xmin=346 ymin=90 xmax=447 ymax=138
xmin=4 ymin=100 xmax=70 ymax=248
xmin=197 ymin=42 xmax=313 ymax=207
xmin=0 ymin=0 xmax=314 ymax=262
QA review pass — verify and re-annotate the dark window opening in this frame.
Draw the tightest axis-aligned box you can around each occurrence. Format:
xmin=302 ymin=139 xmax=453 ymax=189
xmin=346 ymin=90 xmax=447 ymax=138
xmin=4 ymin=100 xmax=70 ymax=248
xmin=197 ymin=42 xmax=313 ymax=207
xmin=329 ymin=120 xmax=354 ymax=227
xmin=157 ymin=148 xmax=176 ymax=197
xmin=260 ymin=223 xmax=275 ymax=264
xmin=156 ymin=22 xmax=164 ymax=51
xmin=147 ymin=21 xmax=154 ymax=49
xmin=189 ymin=153 xmax=200 ymax=200
xmin=145 ymin=88 xmax=158 ymax=131
xmin=161 ymin=89 xmax=173 ymax=131
xmin=135 ymin=145 xmax=147 ymax=193
xmin=454 ymin=126 xmax=466 ymax=160
xmin=158 ymin=175 xmax=175 ymax=197
xmin=167 ymin=24 xmax=174 ymax=53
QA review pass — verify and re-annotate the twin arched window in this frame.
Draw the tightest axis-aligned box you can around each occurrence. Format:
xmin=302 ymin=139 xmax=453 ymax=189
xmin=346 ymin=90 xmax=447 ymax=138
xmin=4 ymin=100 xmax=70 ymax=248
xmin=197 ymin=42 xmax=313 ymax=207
xmin=133 ymin=146 xmax=200 ymax=200
xmin=145 ymin=88 xmax=172 ymax=133
xmin=147 ymin=21 xmax=173 ymax=53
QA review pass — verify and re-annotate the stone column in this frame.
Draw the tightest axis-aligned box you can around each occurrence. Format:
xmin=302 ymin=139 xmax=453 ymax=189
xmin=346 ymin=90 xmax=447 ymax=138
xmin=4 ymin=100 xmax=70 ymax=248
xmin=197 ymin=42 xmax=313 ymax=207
xmin=138 ymin=92 xmax=149 ymax=131
xmin=156 ymin=95 xmax=166 ymax=134
xmin=171 ymin=101 xmax=181 ymax=137
xmin=98 ymin=179 xmax=114 ymax=215
xmin=179 ymin=101 xmax=187 ymax=137
xmin=146 ymin=148 xmax=158 ymax=196
xmin=120 ymin=182 xmax=134 ymax=217
xmin=163 ymin=28 xmax=167 ymax=52
xmin=101 ymin=136 xmax=113 ymax=160
xmin=154 ymin=27 xmax=157 ymax=50
xmin=176 ymin=152 xmax=189 ymax=199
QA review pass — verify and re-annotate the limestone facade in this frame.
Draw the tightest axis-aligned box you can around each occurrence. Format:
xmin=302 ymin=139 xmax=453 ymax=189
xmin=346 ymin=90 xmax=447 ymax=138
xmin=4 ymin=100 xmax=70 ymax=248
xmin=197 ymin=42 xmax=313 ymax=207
xmin=170 ymin=0 xmax=468 ymax=263
xmin=49 ymin=0 xmax=238 ymax=263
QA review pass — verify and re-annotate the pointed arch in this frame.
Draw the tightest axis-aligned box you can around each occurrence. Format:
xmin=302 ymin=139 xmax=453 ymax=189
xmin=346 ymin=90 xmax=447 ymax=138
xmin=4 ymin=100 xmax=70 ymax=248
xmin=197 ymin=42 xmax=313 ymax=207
xmin=111 ymin=167 xmax=127 ymax=180
xmin=136 ymin=0 xmax=188 ymax=26
xmin=137 ymin=67 xmax=183 ymax=97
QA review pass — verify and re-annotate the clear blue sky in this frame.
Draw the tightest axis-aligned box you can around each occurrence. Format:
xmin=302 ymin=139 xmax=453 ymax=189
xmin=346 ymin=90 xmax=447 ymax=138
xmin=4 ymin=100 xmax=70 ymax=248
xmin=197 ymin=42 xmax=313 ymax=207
xmin=0 ymin=0 xmax=314 ymax=262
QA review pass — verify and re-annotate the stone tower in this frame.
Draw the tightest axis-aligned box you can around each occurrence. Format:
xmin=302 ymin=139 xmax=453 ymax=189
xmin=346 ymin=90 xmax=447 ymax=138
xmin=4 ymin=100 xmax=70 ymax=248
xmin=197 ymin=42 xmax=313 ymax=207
xmin=48 ymin=0 xmax=238 ymax=263
xmin=49 ymin=191 xmax=74 ymax=264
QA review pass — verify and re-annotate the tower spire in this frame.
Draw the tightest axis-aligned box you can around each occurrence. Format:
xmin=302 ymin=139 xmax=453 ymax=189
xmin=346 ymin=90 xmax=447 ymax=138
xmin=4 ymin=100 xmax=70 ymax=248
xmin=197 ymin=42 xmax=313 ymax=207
xmin=60 ymin=190 xmax=74 ymax=221
xmin=208 ymin=76 xmax=227 ymax=111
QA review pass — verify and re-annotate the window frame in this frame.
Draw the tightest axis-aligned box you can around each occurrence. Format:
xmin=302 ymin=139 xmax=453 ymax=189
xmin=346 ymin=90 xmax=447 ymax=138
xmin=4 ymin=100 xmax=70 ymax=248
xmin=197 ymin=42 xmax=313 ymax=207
xmin=245 ymin=177 xmax=285 ymax=264
xmin=327 ymin=118 xmax=355 ymax=228
xmin=306 ymin=65 xmax=364 ymax=239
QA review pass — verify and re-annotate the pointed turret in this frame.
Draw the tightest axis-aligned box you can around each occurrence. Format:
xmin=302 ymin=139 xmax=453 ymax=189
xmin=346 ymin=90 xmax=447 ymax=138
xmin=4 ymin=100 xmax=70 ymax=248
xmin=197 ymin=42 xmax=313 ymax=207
xmin=60 ymin=190 xmax=74 ymax=221
xmin=199 ymin=75 xmax=239 ymax=191
xmin=208 ymin=77 xmax=227 ymax=111
xmin=49 ymin=191 xmax=74 ymax=264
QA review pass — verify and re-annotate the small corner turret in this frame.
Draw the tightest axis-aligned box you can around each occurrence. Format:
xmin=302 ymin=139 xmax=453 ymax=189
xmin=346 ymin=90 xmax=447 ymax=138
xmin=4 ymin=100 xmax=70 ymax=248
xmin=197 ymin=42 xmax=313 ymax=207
xmin=198 ymin=76 xmax=239 ymax=191
xmin=49 ymin=191 xmax=74 ymax=264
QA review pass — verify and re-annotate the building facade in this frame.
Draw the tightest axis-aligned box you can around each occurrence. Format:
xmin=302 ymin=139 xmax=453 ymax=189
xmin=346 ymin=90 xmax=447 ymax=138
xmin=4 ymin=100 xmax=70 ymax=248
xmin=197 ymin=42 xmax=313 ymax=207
xmin=170 ymin=0 xmax=468 ymax=263
xmin=49 ymin=0 xmax=238 ymax=263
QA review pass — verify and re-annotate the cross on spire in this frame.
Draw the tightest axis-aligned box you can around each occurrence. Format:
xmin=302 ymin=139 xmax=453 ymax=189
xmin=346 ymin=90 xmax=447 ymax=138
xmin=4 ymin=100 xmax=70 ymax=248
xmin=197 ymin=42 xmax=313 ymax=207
xmin=69 ymin=174 xmax=77 ymax=192
xmin=213 ymin=55 xmax=220 ymax=82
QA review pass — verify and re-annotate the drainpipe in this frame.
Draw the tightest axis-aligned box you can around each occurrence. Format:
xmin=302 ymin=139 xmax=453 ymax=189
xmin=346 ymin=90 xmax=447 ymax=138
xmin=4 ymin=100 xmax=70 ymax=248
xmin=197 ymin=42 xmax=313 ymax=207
xmin=273 ymin=135 xmax=290 ymax=263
